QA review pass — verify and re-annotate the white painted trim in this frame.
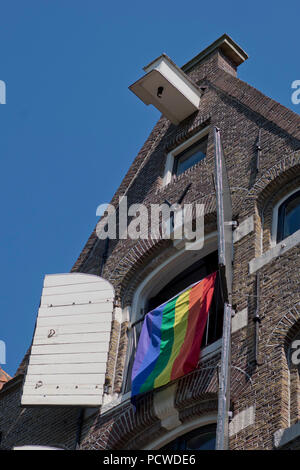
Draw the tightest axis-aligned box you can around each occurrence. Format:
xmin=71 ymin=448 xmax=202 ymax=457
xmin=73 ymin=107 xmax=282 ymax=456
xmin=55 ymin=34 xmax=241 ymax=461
xmin=271 ymin=187 xmax=300 ymax=247
xmin=14 ymin=446 xmax=63 ymax=450
xmin=130 ymin=54 xmax=201 ymax=125
xmin=249 ymin=229 xmax=300 ymax=274
xmin=144 ymin=55 xmax=201 ymax=98
xmin=21 ymin=395 xmax=102 ymax=406
xmin=162 ymin=126 xmax=210 ymax=186
xmin=143 ymin=413 xmax=217 ymax=450
xmin=21 ymin=273 xmax=114 ymax=407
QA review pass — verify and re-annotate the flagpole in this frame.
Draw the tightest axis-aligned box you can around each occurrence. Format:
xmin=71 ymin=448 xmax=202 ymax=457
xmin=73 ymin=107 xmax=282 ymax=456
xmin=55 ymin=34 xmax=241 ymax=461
xmin=216 ymin=302 xmax=231 ymax=449
xmin=214 ymin=127 xmax=233 ymax=450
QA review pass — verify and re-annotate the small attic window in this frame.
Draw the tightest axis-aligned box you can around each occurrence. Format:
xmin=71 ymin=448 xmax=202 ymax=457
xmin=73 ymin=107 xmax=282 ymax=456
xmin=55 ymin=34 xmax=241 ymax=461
xmin=276 ymin=189 xmax=300 ymax=243
xmin=162 ymin=127 xmax=210 ymax=186
xmin=174 ymin=135 xmax=208 ymax=176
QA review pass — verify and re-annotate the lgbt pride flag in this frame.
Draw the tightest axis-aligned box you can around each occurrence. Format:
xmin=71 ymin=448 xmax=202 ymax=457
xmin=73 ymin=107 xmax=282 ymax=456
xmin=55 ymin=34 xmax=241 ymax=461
xmin=131 ymin=271 xmax=217 ymax=397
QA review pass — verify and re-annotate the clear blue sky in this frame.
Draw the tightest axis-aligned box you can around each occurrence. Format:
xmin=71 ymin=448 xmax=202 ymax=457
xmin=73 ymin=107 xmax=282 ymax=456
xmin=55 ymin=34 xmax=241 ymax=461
xmin=0 ymin=1 xmax=299 ymax=376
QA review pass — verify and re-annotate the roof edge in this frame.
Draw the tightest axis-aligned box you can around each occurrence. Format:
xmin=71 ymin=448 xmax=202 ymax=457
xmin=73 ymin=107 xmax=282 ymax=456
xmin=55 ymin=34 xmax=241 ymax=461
xmin=182 ymin=34 xmax=248 ymax=73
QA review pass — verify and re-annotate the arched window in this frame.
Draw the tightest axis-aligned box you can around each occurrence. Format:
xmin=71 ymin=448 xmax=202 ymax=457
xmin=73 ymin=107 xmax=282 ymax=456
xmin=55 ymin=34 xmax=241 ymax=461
xmin=277 ymin=190 xmax=300 ymax=243
xmin=147 ymin=251 xmax=223 ymax=347
xmin=124 ymin=249 xmax=223 ymax=392
xmin=161 ymin=424 xmax=216 ymax=450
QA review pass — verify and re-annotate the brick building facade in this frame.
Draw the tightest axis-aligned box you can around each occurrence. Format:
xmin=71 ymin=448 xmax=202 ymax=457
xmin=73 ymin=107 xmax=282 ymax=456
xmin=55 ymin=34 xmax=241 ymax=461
xmin=1 ymin=34 xmax=300 ymax=450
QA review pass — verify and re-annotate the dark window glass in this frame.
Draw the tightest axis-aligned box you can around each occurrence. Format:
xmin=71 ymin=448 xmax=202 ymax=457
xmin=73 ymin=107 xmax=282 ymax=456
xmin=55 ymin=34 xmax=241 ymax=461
xmin=147 ymin=251 xmax=223 ymax=348
xmin=277 ymin=191 xmax=300 ymax=243
xmin=161 ymin=424 xmax=216 ymax=450
xmin=124 ymin=252 xmax=223 ymax=392
xmin=174 ymin=136 xmax=207 ymax=176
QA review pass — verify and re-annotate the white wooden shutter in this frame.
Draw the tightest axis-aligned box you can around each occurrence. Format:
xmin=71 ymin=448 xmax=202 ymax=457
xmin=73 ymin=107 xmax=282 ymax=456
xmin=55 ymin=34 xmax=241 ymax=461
xmin=21 ymin=273 xmax=114 ymax=407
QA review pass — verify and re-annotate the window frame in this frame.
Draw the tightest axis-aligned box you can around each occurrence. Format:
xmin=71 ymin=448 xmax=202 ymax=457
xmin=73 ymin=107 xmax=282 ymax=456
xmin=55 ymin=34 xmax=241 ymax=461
xmin=122 ymin=232 xmax=221 ymax=395
xmin=143 ymin=414 xmax=217 ymax=450
xmin=161 ymin=423 xmax=216 ymax=450
xmin=173 ymin=135 xmax=208 ymax=177
xmin=271 ymin=187 xmax=300 ymax=247
xmin=162 ymin=126 xmax=210 ymax=187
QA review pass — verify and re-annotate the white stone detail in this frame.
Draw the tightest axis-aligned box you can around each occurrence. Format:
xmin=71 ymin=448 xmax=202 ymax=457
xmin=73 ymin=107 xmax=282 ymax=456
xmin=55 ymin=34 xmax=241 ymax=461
xmin=233 ymin=216 xmax=254 ymax=243
xmin=113 ymin=307 xmax=123 ymax=323
xmin=249 ymin=229 xmax=300 ymax=274
xmin=153 ymin=383 xmax=181 ymax=431
xmin=229 ymin=406 xmax=255 ymax=436
xmin=129 ymin=54 xmax=202 ymax=125
xmin=231 ymin=308 xmax=248 ymax=334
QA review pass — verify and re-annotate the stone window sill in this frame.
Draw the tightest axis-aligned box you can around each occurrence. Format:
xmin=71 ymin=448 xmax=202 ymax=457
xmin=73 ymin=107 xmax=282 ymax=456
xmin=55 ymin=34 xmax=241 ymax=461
xmin=274 ymin=421 xmax=300 ymax=448
xmin=249 ymin=229 xmax=300 ymax=274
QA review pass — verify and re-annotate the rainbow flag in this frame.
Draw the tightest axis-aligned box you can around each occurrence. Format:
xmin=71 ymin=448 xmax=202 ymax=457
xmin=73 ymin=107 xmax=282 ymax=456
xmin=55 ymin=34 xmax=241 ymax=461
xmin=131 ymin=271 xmax=217 ymax=397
